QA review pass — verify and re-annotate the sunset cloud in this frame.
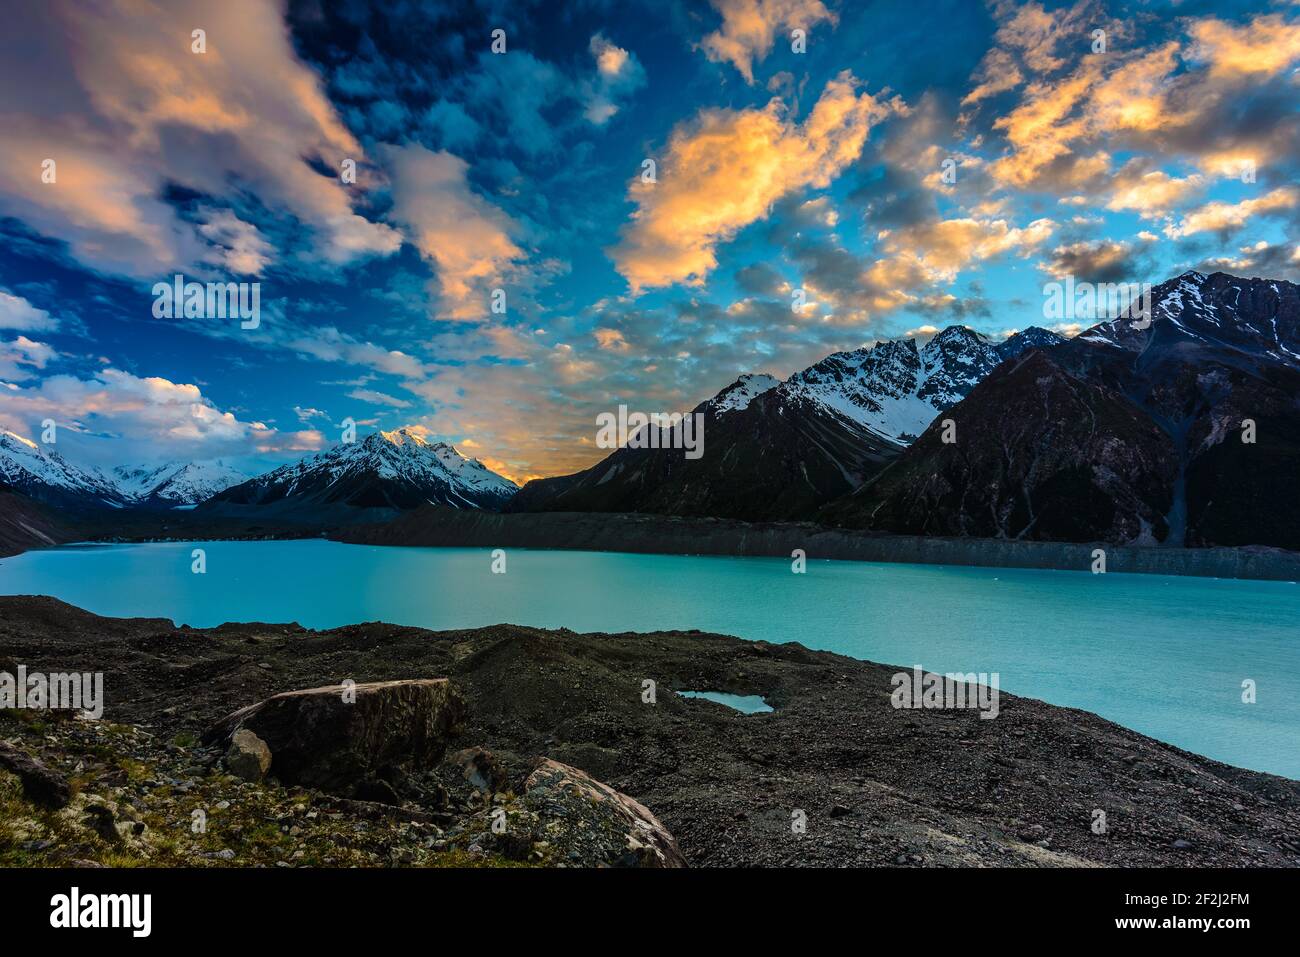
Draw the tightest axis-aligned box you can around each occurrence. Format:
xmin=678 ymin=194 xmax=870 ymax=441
xmin=611 ymin=72 xmax=898 ymax=291
xmin=0 ymin=0 xmax=400 ymax=278
xmin=700 ymin=0 xmax=836 ymax=83
xmin=1163 ymin=188 xmax=1299 ymax=239
xmin=385 ymin=145 xmax=526 ymax=320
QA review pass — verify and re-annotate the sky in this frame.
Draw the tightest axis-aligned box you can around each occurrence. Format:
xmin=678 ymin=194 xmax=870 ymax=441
xmin=0 ymin=0 xmax=1297 ymax=483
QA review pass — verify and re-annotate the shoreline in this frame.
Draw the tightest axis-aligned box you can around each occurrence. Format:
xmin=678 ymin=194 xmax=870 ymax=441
xmin=6 ymin=503 xmax=1300 ymax=582
xmin=2 ymin=595 xmax=1297 ymax=867
xmin=334 ymin=507 xmax=1300 ymax=582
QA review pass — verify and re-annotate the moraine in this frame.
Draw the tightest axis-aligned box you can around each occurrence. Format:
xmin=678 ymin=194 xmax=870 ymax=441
xmin=1 ymin=539 xmax=1297 ymax=780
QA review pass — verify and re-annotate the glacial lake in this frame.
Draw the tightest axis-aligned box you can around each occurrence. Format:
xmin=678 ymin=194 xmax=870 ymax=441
xmin=1 ymin=539 xmax=1297 ymax=779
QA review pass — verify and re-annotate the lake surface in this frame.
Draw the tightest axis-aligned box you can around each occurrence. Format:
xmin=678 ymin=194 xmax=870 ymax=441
xmin=2 ymin=540 xmax=1297 ymax=778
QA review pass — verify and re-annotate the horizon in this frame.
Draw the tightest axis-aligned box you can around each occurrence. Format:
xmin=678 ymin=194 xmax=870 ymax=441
xmin=1 ymin=1 xmax=1298 ymax=484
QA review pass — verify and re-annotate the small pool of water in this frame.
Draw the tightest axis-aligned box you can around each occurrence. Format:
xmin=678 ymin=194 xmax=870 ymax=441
xmin=677 ymin=690 xmax=774 ymax=713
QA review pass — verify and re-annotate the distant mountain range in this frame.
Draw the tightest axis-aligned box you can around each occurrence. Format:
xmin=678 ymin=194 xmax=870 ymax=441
xmin=516 ymin=270 xmax=1300 ymax=550
xmin=199 ymin=428 xmax=518 ymax=521
xmin=4 ymin=270 xmax=1299 ymax=552
xmin=510 ymin=324 xmax=1064 ymax=520
xmin=0 ymin=429 xmax=250 ymax=511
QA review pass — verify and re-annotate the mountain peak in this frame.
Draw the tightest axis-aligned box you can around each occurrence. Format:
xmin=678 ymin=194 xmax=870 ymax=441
xmin=1 ymin=429 xmax=40 ymax=451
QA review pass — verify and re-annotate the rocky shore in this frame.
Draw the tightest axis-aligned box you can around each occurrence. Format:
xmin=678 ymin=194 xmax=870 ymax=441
xmin=335 ymin=506 xmax=1300 ymax=582
xmin=1 ymin=596 xmax=1297 ymax=868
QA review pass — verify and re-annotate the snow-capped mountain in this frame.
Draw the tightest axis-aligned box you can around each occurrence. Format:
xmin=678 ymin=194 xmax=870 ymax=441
xmin=779 ymin=326 xmax=1006 ymax=443
xmin=827 ymin=272 xmax=1300 ymax=551
xmin=1077 ymin=270 xmax=1300 ymax=366
xmin=203 ymin=428 xmax=518 ymax=517
xmin=997 ymin=326 xmax=1067 ymax=360
xmin=112 ymin=461 xmax=249 ymax=507
xmin=510 ymin=323 xmax=1031 ymax=520
xmin=707 ymin=373 xmax=780 ymax=414
xmin=0 ymin=429 xmax=127 ymax=510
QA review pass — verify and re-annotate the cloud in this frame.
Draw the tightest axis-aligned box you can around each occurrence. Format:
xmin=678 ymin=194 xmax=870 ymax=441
xmin=0 ymin=0 xmax=400 ymax=279
xmin=583 ymin=35 xmax=647 ymax=125
xmin=0 ymin=291 xmax=59 ymax=333
xmin=1163 ymin=187 xmax=1299 ymax=239
xmin=0 ymin=367 xmax=323 ymax=465
xmin=611 ymin=71 xmax=898 ymax=291
xmin=1186 ymin=14 xmax=1300 ymax=79
xmin=1104 ymin=161 xmax=1205 ymax=219
xmin=346 ymin=388 xmax=412 ymax=409
xmin=700 ymin=0 xmax=836 ymax=83
xmin=968 ymin=9 xmax=1300 ymax=193
xmin=1039 ymin=238 xmax=1152 ymax=283
xmin=384 ymin=145 xmax=526 ymax=320
xmin=0 ymin=337 xmax=57 ymax=382
xmin=593 ymin=328 xmax=631 ymax=351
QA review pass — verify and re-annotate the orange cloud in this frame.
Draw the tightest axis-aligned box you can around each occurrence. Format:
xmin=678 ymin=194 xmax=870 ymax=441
xmin=700 ymin=0 xmax=836 ymax=83
xmin=1163 ymin=187 xmax=1299 ymax=239
xmin=385 ymin=145 xmax=525 ymax=321
xmin=611 ymin=71 xmax=899 ymax=291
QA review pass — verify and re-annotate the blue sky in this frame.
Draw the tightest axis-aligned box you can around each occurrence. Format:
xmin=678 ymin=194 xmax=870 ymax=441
xmin=0 ymin=0 xmax=1297 ymax=481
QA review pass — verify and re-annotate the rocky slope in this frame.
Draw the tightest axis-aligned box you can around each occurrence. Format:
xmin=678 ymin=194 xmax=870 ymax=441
xmin=0 ymin=490 xmax=72 ymax=557
xmin=2 ymin=597 xmax=1297 ymax=867
xmin=202 ymin=429 xmax=518 ymax=522
xmin=826 ymin=272 xmax=1300 ymax=549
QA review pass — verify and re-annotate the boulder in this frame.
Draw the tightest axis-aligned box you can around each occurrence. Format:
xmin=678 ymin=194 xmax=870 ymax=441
xmin=450 ymin=747 xmax=509 ymax=794
xmin=225 ymin=728 xmax=271 ymax=782
xmin=0 ymin=741 xmax=72 ymax=809
xmin=523 ymin=758 xmax=686 ymax=867
xmin=203 ymin=679 xmax=466 ymax=794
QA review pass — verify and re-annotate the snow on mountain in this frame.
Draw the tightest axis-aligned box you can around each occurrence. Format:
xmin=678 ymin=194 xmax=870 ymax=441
xmin=996 ymin=326 xmax=1066 ymax=360
xmin=708 ymin=373 xmax=781 ymax=414
xmin=1077 ymin=271 xmax=1300 ymax=366
xmin=112 ymin=461 xmax=249 ymax=507
xmin=0 ymin=429 xmax=125 ymax=508
xmin=778 ymin=325 xmax=1003 ymax=443
xmin=207 ymin=428 xmax=518 ymax=513
xmin=111 ymin=464 xmax=179 ymax=500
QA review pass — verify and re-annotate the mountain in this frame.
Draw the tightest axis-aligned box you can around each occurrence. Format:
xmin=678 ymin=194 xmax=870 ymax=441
xmin=201 ymin=429 xmax=518 ymax=521
xmin=112 ymin=461 xmax=249 ymax=508
xmin=509 ymin=378 xmax=902 ymax=521
xmin=779 ymin=325 xmax=1007 ymax=444
xmin=510 ymin=323 xmax=1017 ymax=520
xmin=0 ymin=430 xmax=127 ymax=511
xmin=996 ymin=326 xmax=1066 ymax=360
xmin=0 ymin=489 xmax=72 ymax=557
xmin=823 ymin=272 xmax=1300 ymax=550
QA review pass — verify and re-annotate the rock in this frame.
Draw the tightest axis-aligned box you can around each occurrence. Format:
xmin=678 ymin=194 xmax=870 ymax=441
xmin=1172 ymin=839 xmax=1193 ymax=850
xmin=225 ymin=728 xmax=272 ymax=782
xmin=353 ymin=778 xmax=402 ymax=805
xmin=82 ymin=804 xmax=121 ymax=843
xmin=450 ymin=747 xmax=508 ymax=794
xmin=522 ymin=758 xmax=686 ymax=867
xmin=203 ymin=679 xmax=466 ymax=795
xmin=0 ymin=741 xmax=72 ymax=809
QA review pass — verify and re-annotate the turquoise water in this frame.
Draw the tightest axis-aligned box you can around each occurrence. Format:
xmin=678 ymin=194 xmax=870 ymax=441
xmin=1 ymin=540 xmax=1297 ymax=778
xmin=678 ymin=691 xmax=774 ymax=714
